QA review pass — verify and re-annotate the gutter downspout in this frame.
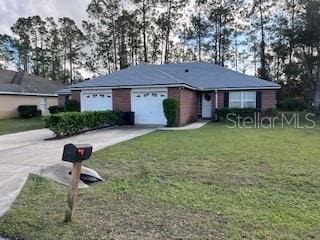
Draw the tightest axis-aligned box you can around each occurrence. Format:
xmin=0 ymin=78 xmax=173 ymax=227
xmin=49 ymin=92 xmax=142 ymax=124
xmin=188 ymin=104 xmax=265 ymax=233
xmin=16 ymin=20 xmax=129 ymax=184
xmin=215 ymin=90 xmax=218 ymax=121
xmin=215 ymin=90 xmax=218 ymax=109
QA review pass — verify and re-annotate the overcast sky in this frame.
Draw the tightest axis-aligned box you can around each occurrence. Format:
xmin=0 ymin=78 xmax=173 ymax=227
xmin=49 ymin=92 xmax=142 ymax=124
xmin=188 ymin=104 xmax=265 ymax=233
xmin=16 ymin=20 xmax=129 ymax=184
xmin=0 ymin=0 xmax=90 ymax=35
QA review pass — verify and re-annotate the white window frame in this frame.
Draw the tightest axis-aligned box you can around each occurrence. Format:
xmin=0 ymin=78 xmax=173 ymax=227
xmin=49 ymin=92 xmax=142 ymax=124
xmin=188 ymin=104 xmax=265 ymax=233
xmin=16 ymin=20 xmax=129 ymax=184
xmin=229 ymin=92 xmax=242 ymax=108
xmin=229 ymin=91 xmax=256 ymax=109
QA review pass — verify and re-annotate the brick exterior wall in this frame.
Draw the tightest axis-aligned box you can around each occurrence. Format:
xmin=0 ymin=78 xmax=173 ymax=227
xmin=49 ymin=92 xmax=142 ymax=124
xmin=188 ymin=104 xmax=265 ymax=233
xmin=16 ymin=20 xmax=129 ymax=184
xmin=261 ymin=90 xmax=277 ymax=110
xmin=168 ymin=87 xmax=180 ymax=101
xmin=214 ymin=90 xmax=277 ymax=111
xmin=58 ymin=95 xmax=70 ymax=107
xmin=71 ymin=90 xmax=81 ymax=109
xmin=168 ymin=87 xmax=198 ymax=126
xmin=168 ymin=87 xmax=181 ymax=125
xmin=66 ymin=87 xmax=277 ymax=125
xmin=113 ymin=89 xmax=131 ymax=112
xmin=180 ymin=88 xmax=199 ymax=126
xmin=71 ymin=90 xmax=81 ymax=102
xmin=218 ymin=91 xmax=226 ymax=108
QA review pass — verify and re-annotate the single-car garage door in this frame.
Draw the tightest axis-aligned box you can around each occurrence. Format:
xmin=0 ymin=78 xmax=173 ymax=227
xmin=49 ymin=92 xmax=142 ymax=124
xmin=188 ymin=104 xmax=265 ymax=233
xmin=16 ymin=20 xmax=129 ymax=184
xmin=131 ymin=88 xmax=168 ymax=125
xmin=81 ymin=90 xmax=112 ymax=111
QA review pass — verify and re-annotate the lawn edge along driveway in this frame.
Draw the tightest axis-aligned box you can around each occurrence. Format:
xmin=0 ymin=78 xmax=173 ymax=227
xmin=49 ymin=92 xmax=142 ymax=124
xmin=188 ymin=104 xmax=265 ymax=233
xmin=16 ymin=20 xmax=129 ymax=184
xmin=0 ymin=126 xmax=156 ymax=217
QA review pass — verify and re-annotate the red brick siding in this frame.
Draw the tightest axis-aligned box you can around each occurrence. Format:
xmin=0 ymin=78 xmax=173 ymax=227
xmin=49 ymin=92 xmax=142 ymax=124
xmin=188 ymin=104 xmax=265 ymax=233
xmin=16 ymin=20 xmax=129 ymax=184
xmin=180 ymin=88 xmax=199 ymax=126
xmin=71 ymin=91 xmax=81 ymax=102
xmin=168 ymin=87 xmax=198 ymax=126
xmin=113 ymin=89 xmax=131 ymax=112
xmin=218 ymin=91 xmax=226 ymax=108
xmin=168 ymin=87 xmax=180 ymax=125
xmin=261 ymin=90 xmax=277 ymax=110
xmin=71 ymin=90 xmax=81 ymax=109
xmin=58 ymin=95 xmax=69 ymax=107
xmin=168 ymin=87 xmax=180 ymax=101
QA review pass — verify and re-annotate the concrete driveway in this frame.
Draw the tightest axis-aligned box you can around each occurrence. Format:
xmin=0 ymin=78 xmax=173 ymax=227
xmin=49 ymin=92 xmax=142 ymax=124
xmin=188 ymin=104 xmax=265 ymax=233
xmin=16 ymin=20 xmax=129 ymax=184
xmin=0 ymin=126 xmax=156 ymax=217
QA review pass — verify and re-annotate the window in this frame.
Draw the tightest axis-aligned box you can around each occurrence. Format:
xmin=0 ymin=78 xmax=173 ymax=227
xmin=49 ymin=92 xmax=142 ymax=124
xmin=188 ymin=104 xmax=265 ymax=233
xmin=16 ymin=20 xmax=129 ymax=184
xmin=229 ymin=92 xmax=242 ymax=108
xmin=243 ymin=92 xmax=256 ymax=108
xmin=40 ymin=97 xmax=47 ymax=112
xmin=229 ymin=91 xmax=256 ymax=108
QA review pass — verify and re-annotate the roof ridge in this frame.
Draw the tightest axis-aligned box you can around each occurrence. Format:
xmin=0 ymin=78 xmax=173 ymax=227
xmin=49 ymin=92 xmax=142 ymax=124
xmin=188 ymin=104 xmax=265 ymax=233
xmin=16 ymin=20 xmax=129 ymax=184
xmin=149 ymin=64 xmax=183 ymax=84
xmin=11 ymin=72 xmax=25 ymax=85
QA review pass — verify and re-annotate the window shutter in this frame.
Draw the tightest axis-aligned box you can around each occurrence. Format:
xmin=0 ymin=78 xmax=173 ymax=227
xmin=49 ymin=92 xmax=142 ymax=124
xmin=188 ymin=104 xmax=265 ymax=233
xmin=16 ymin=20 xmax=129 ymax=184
xmin=256 ymin=91 xmax=262 ymax=110
xmin=224 ymin=92 xmax=229 ymax=108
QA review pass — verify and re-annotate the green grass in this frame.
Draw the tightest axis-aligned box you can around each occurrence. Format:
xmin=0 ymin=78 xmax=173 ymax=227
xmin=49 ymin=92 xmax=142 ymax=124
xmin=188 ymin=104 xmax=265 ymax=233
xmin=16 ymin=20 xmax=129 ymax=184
xmin=1 ymin=122 xmax=320 ymax=239
xmin=0 ymin=117 xmax=45 ymax=135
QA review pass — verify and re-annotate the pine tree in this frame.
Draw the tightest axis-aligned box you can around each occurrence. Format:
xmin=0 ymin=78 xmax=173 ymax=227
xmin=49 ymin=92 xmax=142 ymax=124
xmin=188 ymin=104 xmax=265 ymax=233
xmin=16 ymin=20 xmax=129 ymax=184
xmin=208 ymin=0 xmax=234 ymax=66
xmin=86 ymin=0 xmax=121 ymax=72
xmin=248 ymin=0 xmax=275 ymax=80
xmin=159 ymin=0 xmax=187 ymax=64
xmin=295 ymin=0 xmax=320 ymax=107
xmin=11 ymin=17 xmax=32 ymax=72
xmin=59 ymin=17 xmax=85 ymax=84
xmin=0 ymin=34 xmax=17 ymax=69
xmin=185 ymin=0 xmax=209 ymax=61
xmin=133 ymin=0 xmax=157 ymax=63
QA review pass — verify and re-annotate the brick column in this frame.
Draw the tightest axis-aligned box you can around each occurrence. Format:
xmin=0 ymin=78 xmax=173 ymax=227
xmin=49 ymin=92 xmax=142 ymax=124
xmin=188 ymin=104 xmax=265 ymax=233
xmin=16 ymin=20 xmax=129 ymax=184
xmin=112 ymin=89 xmax=131 ymax=112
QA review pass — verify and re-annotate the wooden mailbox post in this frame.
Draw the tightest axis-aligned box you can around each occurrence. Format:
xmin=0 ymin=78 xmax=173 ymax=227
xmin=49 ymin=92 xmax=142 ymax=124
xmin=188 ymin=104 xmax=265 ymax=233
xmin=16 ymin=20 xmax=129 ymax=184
xmin=62 ymin=143 xmax=93 ymax=222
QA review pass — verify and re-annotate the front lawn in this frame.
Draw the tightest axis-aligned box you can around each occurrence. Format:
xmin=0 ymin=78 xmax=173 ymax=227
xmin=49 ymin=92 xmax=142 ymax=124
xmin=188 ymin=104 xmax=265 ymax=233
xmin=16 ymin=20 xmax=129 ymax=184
xmin=1 ymin=123 xmax=320 ymax=239
xmin=0 ymin=117 xmax=45 ymax=135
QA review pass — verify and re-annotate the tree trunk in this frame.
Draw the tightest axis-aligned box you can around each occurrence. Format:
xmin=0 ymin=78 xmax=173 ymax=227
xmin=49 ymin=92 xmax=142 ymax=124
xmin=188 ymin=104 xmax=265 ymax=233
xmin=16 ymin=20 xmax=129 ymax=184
xmin=259 ymin=0 xmax=267 ymax=80
xmin=198 ymin=5 xmax=202 ymax=61
xmin=142 ymin=2 xmax=148 ymax=63
xmin=218 ymin=6 xmax=222 ymax=65
xmin=112 ymin=18 xmax=118 ymax=70
xmin=69 ymin=42 xmax=73 ymax=84
xmin=164 ymin=0 xmax=172 ymax=64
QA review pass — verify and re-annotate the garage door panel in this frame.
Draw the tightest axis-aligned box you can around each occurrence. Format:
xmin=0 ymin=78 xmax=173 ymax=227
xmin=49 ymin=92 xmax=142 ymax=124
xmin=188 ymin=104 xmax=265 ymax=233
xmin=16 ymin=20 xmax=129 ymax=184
xmin=132 ymin=89 xmax=167 ymax=125
xmin=81 ymin=91 xmax=112 ymax=111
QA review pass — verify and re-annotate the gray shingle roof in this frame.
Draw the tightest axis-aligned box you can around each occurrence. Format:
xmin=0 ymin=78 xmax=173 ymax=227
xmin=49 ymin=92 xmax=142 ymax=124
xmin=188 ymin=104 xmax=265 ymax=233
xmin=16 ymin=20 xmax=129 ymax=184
xmin=65 ymin=62 xmax=280 ymax=91
xmin=0 ymin=69 xmax=65 ymax=95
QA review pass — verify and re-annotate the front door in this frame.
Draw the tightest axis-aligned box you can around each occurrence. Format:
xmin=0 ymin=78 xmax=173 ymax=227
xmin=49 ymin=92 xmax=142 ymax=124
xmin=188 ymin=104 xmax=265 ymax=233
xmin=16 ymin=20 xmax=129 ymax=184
xmin=202 ymin=93 xmax=212 ymax=119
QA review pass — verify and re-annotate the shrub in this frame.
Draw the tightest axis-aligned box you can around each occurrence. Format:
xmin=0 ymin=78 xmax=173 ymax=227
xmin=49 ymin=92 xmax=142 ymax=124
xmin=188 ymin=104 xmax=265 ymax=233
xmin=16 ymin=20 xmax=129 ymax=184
xmin=17 ymin=105 xmax=39 ymax=118
xmin=163 ymin=98 xmax=179 ymax=127
xmin=216 ymin=108 xmax=258 ymax=121
xmin=48 ymin=105 xmax=65 ymax=114
xmin=64 ymin=100 xmax=80 ymax=112
xmin=44 ymin=111 xmax=120 ymax=137
xmin=216 ymin=108 xmax=280 ymax=121
xmin=262 ymin=108 xmax=278 ymax=117
xmin=277 ymin=98 xmax=305 ymax=111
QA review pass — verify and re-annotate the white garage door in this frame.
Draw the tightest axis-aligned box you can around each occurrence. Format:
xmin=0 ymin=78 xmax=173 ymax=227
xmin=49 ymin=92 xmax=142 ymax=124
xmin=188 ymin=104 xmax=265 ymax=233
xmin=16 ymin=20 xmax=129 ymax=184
xmin=132 ymin=88 xmax=168 ymax=125
xmin=81 ymin=90 xmax=112 ymax=111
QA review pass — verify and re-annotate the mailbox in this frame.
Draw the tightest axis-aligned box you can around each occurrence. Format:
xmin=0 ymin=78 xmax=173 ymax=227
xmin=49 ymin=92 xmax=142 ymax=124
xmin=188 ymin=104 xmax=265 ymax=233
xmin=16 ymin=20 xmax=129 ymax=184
xmin=62 ymin=143 xmax=93 ymax=163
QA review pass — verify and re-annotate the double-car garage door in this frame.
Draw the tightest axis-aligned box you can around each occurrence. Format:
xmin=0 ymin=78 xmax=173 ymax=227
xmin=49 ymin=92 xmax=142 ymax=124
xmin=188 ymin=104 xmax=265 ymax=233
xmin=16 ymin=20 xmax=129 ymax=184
xmin=81 ymin=88 xmax=167 ymax=125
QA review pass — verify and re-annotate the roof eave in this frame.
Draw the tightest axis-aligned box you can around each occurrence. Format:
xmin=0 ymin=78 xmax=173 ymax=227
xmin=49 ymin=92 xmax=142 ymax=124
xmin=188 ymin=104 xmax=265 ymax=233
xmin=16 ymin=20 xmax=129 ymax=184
xmin=200 ymin=86 xmax=281 ymax=91
xmin=63 ymin=83 xmax=197 ymax=92
xmin=0 ymin=91 xmax=58 ymax=97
